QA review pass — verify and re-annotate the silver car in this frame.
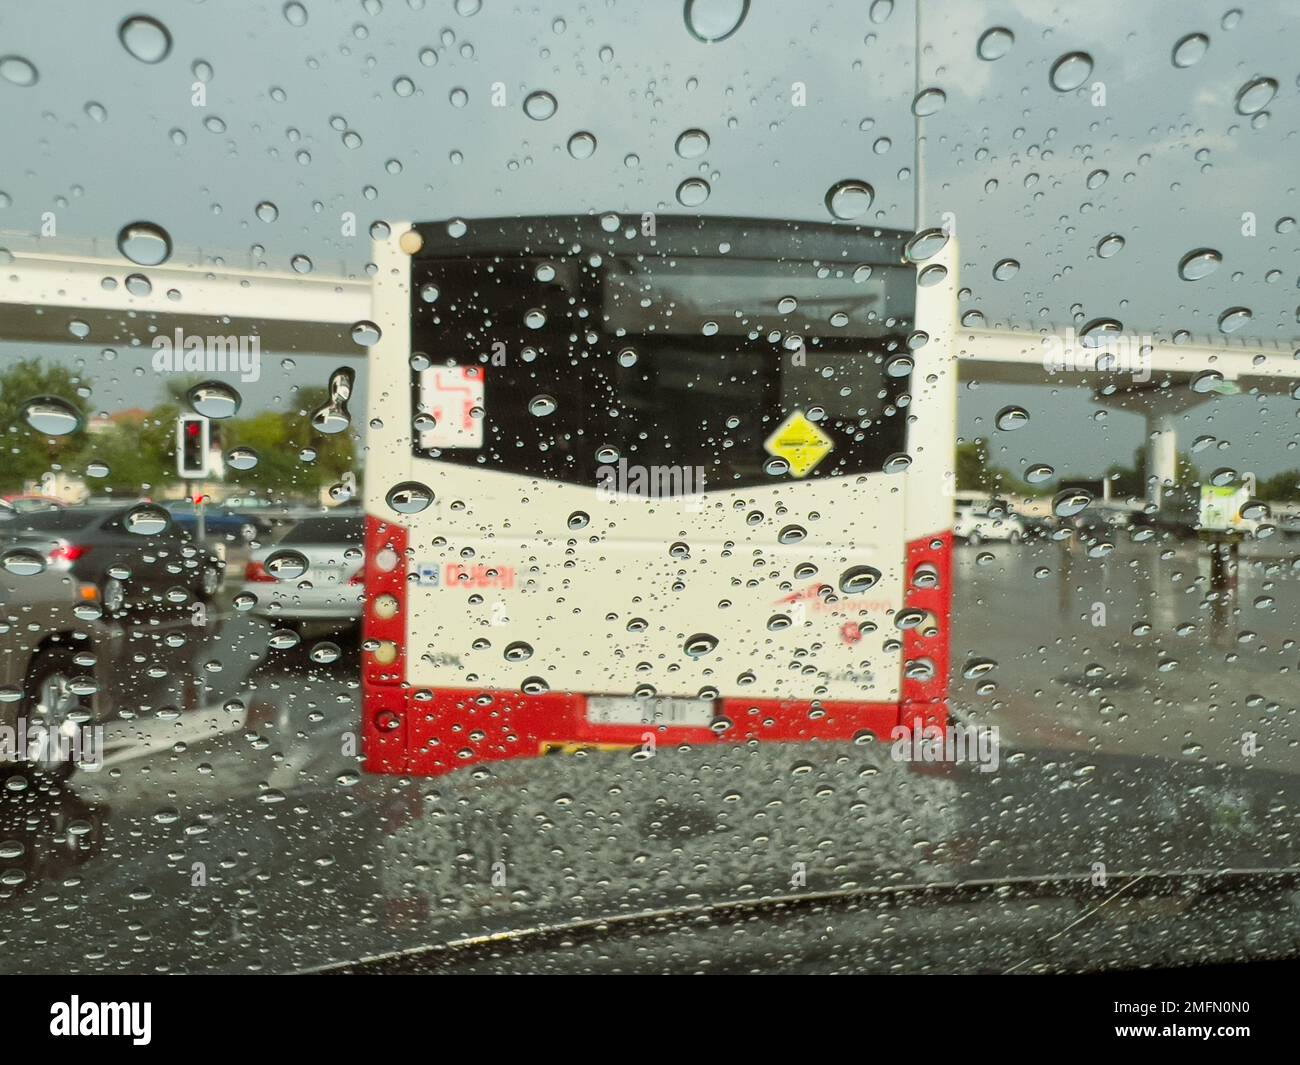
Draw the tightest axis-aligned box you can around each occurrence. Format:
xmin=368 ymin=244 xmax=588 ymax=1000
xmin=242 ymin=513 xmax=365 ymax=630
xmin=0 ymin=533 xmax=123 ymax=774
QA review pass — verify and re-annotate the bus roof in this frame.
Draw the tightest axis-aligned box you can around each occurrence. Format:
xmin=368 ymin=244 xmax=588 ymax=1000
xmin=410 ymin=214 xmax=912 ymax=264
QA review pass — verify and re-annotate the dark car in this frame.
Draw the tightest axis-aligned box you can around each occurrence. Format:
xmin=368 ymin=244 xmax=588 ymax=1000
xmin=163 ymin=501 xmax=273 ymax=544
xmin=1 ymin=506 xmax=223 ymax=619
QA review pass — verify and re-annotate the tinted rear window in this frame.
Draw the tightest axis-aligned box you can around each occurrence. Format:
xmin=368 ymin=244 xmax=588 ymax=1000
xmin=280 ymin=517 xmax=365 ymax=544
xmin=6 ymin=509 xmax=107 ymax=532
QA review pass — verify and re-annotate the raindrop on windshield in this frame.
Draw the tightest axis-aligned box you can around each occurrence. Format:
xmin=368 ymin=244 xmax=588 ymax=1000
xmin=824 ymin=180 xmax=874 ymax=220
xmin=21 ymin=396 xmax=82 ymax=436
xmin=675 ymin=128 xmax=710 ymax=158
xmin=311 ymin=367 xmax=355 ymax=434
xmin=1217 ymin=307 xmax=1252 ymax=333
xmin=1178 ymin=248 xmax=1222 ymax=280
xmin=904 ymin=228 xmax=948 ymax=262
xmin=684 ymin=633 xmax=719 ymax=658
xmin=227 ymin=447 xmax=258 ymax=471
xmin=124 ymin=504 xmax=171 ymax=536
xmin=1052 ymin=488 xmax=1093 ymax=518
xmin=911 ymin=87 xmax=946 ymax=116
xmin=1049 ymin=51 xmax=1094 ymax=92
xmin=0 ymin=56 xmax=38 ymax=86
xmin=1234 ymin=76 xmax=1277 ymax=115
xmin=188 ymin=381 xmax=241 ymax=419
xmin=567 ymin=131 xmax=597 ymax=159
xmin=116 ymin=221 xmax=172 ymax=266
xmin=683 ymin=0 xmax=749 ymax=43
xmin=839 ymin=565 xmax=882 ymax=594
xmin=1171 ymin=32 xmax=1209 ymax=68
xmin=676 ymin=178 xmax=711 ymax=207
xmin=386 ymin=482 xmax=434 ymax=514
xmin=119 ymin=15 xmax=173 ymax=64
xmin=977 ymin=27 xmax=1014 ymax=61
xmin=265 ymin=550 xmax=309 ymax=580
xmin=523 ymin=90 xmax=557 ymax=120
xmin=996 ymin=405 xmax=1029 ymax=431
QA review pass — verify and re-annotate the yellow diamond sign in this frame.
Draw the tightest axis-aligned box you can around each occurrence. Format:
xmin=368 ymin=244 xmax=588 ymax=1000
xmin=763 ymin=411 xmax=833 ymax=478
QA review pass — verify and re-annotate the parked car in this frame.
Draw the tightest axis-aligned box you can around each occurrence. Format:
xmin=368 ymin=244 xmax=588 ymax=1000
xmin=163 ymin=500 xmax=272 ymax=544
xmin=2 ymin=506 xmax=223 ymax=619
xmin=954 ymin=496 xmax=1025 ymax=545
xmin=0 ymin=541 xmax=121 ymax=775
xmin=3 ymin=495 xmax=67 ymax=514
xmin=242 ymin=513 xmax=365 ymax=631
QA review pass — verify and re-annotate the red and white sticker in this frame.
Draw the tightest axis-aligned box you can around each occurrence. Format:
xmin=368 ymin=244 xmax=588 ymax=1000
xmin=418 ymin=365 xmax=484 ymax=449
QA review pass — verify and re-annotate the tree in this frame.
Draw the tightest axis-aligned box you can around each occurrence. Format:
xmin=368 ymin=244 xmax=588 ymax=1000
xmin=956 ymin=438 xmax=993 ymax=492
xmin=0 ymin=359 xmax=93 ymax=493
xmin=1257 ymin=470 xmax=1300 ymax=502
xmin=76 ymin=405 xmax=178 ymax=495
xmin=956 ymin=436 xmax=1021 ymax=493
xmin=221 ymin=386 xmax=358 ymax=500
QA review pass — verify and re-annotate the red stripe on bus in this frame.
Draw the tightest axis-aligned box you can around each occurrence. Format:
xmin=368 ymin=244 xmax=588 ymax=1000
xmin=901 ymin=530 xmax=953 ymax=730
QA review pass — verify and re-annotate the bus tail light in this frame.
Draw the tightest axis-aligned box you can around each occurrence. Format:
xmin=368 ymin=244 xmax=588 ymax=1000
xmin=362 ymin=516 xmax=409 ymax=773
xmin=901 ymin=530 xmax=953 ymax=730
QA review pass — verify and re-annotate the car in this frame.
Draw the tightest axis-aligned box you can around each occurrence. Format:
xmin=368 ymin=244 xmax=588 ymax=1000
xmin=162 ymin=500 xmax=273 ymax=544
xmin=2 ymin=495 xmax=67 ymax=514
xmin=0 ymin=541 xmax=121 ymax=775
xmin=242 ymin=513 xmax=365 ymax=631
xmin=2 ymin=506 xmax=224 ymax=620
xmin=954 ymin=495 xmax=1025 ymax=545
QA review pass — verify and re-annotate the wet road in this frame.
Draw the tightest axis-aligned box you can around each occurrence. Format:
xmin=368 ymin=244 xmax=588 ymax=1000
xmin=1 ymin=532 xmax=1299 ymax=972
xmin=951 ymin=535 xmax=1300 ymax=772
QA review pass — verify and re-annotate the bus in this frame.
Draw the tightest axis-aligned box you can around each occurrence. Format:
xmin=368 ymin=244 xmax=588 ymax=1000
xmin=361 ymin=214 xmax=958 ymax=776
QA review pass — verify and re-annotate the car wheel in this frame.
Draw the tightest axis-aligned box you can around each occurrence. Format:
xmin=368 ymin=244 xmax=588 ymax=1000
xmin=1008 ymin=530 xmax=1022 ymax=545
xmin=967 ymin=531 xmax=982 ymax=546
xmin=99 ymin=576 xmax=127 ymax=618
xmin=21 ymin=646 xmax=93 ymax=778
xmin=240 ymin=522 xmax=258 ymax=542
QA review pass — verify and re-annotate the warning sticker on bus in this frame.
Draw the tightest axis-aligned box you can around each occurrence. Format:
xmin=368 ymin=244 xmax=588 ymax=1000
xmin=763 ymin=410 xmax=833 ymax=478
xmin=418 ymin=365 xmax=484 ymax=449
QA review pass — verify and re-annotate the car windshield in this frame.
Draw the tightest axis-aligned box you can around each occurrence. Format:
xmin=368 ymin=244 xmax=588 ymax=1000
xmin=2 ymin=0 xmax=1300 ymax=990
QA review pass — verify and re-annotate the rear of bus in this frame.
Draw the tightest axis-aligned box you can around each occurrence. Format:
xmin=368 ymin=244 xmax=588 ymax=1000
xmin=362 ymin=215 xmax=958 ymax=776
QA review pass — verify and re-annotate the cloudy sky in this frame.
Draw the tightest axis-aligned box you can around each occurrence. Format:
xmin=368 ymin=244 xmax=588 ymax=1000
xmin=0 ymin=0 xmax=1296 ymax=477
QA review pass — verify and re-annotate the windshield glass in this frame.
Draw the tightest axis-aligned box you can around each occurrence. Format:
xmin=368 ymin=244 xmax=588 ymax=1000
xmin=1 ymin=0 xmax=1299 ymax=986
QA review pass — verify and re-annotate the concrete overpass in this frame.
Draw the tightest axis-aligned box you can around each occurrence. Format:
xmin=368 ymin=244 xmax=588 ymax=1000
xmin=0 ymin=238 xmax=370 ymax=355
xmin=959 ymin=327 xmax=1300 ymax=507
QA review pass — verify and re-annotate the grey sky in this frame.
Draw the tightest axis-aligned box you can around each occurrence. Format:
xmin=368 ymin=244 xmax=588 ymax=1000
xmin=0 ymin=0 xmax=1296 ymax=477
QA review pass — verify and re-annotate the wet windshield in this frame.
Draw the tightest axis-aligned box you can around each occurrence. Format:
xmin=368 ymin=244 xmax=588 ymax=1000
xmin=0 ymin=0 xmax=1298 ymax=987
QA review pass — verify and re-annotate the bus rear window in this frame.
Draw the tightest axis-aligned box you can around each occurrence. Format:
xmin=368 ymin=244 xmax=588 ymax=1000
xmin=409 ymin=249 xmax=914 ymax=493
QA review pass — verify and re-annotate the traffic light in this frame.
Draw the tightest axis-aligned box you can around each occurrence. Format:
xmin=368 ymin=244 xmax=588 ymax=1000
xmin=177 ymin=414 xmax=210 ymax=479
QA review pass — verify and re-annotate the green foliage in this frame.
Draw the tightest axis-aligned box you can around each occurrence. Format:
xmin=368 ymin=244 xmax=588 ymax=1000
xmin=0 ymin=360 xmax=358 ymax=501
xmin=221 ymin=387 xmax=358 ymax=499
xmin=77 ymin=405 xmax=179 ymax=495
xmin=1257 ymin=470 xmax=1300 ymax=502
xmin=0 ymin=359 xmax=92 ymax=492
xmin=956 ymin=436 xmax=1022 ymax=494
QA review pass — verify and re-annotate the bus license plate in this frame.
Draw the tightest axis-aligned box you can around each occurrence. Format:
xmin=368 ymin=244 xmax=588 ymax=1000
xmin=587 ymin=696 xmax=714 ymax=728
